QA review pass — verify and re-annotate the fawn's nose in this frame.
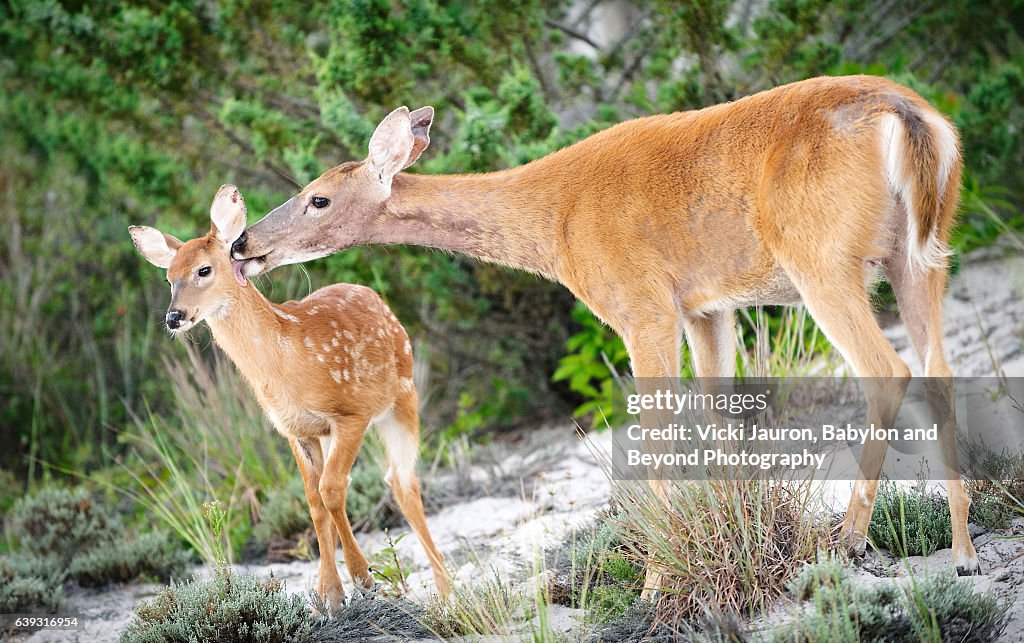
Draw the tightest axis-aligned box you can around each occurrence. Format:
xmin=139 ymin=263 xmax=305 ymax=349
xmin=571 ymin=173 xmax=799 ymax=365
xmin=165 ymin=309 xmax=185 ymax=329
xmin=231 ymin=231 xmax=247 ymax=258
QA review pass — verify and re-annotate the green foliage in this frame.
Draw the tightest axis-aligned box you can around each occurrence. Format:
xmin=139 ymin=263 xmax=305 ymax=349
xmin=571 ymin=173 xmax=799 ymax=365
xmin=120 ymin=566 xmax=313 ymax=643
xmin=868 ymin=481 xmax=953 ymax=557
xmin=773 ymin=557 xmax=1008 ymax=642
xmin=67 ymin=532 xmax=191 ymax=588
xmin=2 ymin=0 xmax=1024 ymax=484
xmin=552 ymin=303 xmax=632 ymax=428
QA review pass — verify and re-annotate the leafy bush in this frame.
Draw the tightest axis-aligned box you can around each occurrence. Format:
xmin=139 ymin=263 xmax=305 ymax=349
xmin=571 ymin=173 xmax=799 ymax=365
xmin=6 ymin=486 xmax=120 ymax=561
xmin=868 ymin=481 xmax=953 ymax=557
xmin=120 ymin=566 xmax=313 ymax=643
xmin=773 ymin=558 xmax=1008 ymax=642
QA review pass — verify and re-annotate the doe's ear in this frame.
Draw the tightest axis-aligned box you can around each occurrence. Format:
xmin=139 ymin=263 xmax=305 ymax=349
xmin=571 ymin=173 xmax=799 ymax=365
xmin=404 ymin=106 xmax=434 ymax=169
xmin=210 ymin=184 xmax=247 ymax=245
xmin=129 ymin=225 xmax=182 ymax=269
xmin=368 ymin=106 xmax=414 ymax=186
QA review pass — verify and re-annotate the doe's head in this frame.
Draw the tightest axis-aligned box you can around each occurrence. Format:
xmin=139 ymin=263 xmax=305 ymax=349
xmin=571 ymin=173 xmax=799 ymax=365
xmin=231 ymin=105 xmax=434 ymax=274
xmin=129 ymin=184 xmax=250 ymax=333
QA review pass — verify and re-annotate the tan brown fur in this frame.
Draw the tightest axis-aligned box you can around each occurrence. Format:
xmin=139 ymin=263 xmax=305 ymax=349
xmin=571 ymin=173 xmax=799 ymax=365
xmin=235 ymin=75 xmax=978 ymax=592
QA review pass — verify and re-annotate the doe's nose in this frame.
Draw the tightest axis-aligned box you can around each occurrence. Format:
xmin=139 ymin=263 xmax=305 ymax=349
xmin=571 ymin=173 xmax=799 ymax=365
xmin=231 ymin=231 xmax=247 ymax=257
xmin=165 ymin=309 xmax=185 ymax=329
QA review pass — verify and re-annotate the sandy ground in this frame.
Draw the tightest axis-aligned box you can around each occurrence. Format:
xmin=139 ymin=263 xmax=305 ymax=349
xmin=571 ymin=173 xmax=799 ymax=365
xmin=18 ymin=240 xmax=1024 ymax=642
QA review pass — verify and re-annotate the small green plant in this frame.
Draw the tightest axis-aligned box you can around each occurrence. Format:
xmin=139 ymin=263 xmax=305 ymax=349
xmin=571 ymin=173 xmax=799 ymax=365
xmin=203 ymin=499 xmax=229 ymax=566
xmin=868 ymin=480 xmax=953 ymax=557
xmin=773 ymin=557 xmax=1008 ymax=642
xmin=369 ymin=529 xmax=410 ymax=598
xmin=119 ymin=566 xmax=313 ymax=643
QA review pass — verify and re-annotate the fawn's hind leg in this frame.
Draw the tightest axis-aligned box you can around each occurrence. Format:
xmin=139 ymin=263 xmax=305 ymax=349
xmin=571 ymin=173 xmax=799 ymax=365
xmin=290 ymin=437 xmax=343 ymax=612
xmin=378 ymin=388 xmax=452 ymax=596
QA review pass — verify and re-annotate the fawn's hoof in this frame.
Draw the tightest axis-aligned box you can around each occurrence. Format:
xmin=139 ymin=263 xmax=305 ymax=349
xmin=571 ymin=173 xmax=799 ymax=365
xmin=956 ymin=556 xmax=982 ymax=577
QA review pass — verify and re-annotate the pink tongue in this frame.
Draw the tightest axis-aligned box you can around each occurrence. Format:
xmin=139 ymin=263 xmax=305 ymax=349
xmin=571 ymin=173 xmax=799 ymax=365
xmin=231 ymin=259 xmax=249 ymax=287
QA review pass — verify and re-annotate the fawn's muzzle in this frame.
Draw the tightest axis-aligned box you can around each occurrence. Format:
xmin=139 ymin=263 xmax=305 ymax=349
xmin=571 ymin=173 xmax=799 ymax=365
xmin=165 ymin=309 xmax=185 ymax=329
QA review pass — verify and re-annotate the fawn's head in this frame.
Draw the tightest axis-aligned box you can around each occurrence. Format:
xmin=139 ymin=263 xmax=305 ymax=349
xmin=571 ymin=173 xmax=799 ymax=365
xmin=231 ymin=106 xmax=434 ymax=275
xmin=130 ymin=185 xmax=250 ymax=333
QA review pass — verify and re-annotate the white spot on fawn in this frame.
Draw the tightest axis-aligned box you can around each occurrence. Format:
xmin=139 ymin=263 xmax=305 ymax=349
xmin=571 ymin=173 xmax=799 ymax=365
xmin=317 ymin=354 xmax=325 ymax=363
xmin=304 ymin=336 xmax=314 ymax=349
xmin=343 ymin=369 xmax=350 ymax=381
xmin=330 ymin=370 xmax=341 ymax=384
xmin=343 ymin=331 xmax=354 ymax=340
xmin=273 ymin=308 xmax=300 ymax=323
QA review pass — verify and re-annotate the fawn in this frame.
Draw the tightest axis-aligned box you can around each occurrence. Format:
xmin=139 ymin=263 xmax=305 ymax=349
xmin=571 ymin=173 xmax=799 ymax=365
xmin=232 ymin=75 xmax=980 ymax=593
xmin=130 ymin=184 xmax=452 ymax=611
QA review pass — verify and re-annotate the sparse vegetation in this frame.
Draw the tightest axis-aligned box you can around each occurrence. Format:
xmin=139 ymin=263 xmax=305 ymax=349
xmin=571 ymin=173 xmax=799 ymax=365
xmin=423 ymin=572 xmax=525 ymax=637
xmin=773 ymin=557 xmax=1008 ymax=642
xmin=611 ymin=476 xmax=833 ymax=627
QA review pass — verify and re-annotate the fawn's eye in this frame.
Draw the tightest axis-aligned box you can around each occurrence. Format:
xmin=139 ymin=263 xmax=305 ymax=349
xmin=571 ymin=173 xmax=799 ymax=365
xmin=311 ymin=196 xmax=330 ymax=209
xmin=198 ymin=266 xmax=211 ymax=277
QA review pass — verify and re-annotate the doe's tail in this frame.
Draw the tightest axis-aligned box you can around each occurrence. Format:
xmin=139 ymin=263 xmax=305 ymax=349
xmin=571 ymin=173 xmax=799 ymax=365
xmin=878 ymin=103 xmax=961 ymax=272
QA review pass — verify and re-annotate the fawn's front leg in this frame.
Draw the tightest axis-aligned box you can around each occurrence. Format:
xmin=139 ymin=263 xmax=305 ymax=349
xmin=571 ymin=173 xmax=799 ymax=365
xmin=289 ymin=437 xmax=343 ymax=613
xmin=319 ymin=418 xmax=373 ymax=590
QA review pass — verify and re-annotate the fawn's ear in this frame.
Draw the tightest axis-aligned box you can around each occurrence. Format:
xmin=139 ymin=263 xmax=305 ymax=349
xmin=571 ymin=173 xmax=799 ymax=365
xmin=368 ymin=106 xmax=421 ymax=187
xmin=210 ymin=184 xmax=247 ymax=245
xmin=129 ymin=225 xmax=182 ymax=269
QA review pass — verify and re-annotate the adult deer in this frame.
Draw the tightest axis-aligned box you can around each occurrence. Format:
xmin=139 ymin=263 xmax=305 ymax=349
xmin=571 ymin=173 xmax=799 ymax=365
xmin=231 ymin=75 xmax=979 ymax=592
xmin=130 ymin=185 xmax=452 ymax=611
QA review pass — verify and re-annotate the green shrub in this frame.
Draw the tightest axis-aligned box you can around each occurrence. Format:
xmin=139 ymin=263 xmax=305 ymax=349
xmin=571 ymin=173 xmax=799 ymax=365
xmin=67 ymin=531 xmax=190 ymax=587
xmin=254 ymin=476 xmax=311 ymax=545
xmin=773 ymin=558 xmax=1008 ymax=642
xmin=6 ymin=487 xmax=119 ymax=561
xmin=119 ymin=565 xmax=313 ymax=643
xmin=0 ymin=554 xmax=64 ymax=614
xmin=5 ymin=486 xmax=189 ymax=593
xmin=867 ymin=481 xmax=953 ymax=557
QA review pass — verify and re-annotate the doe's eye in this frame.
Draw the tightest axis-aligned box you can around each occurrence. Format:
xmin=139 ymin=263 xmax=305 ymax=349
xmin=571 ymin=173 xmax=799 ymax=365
xmin=311 ymin=196 xmax=330 ymax=209
xmin=198 ymin=266 xmax=212 ymax=277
